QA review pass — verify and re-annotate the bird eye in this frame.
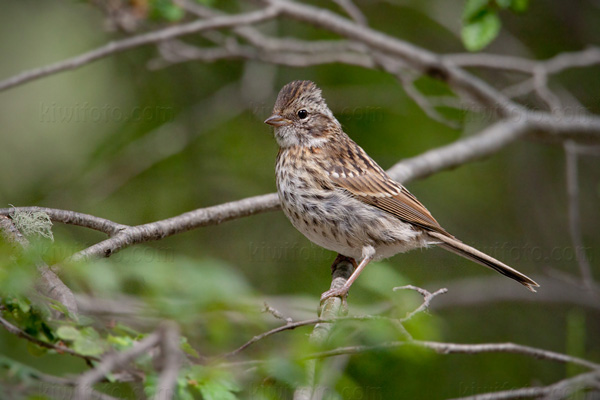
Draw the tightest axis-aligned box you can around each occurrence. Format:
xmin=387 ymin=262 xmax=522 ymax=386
xmin=297 ymin=109 xmax=308 ymax=119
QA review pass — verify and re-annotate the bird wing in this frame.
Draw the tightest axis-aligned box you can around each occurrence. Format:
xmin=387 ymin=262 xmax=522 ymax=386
xmin=326 ymin=144 xmax=450 ymax=236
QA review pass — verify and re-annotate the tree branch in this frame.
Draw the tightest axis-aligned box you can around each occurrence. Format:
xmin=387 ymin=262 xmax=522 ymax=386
xmin=0 ymin=215 xmax=78 ymax=316
xmin=5 ymin=111 xmax=598 ymax=264
xmin=263 ymin=0 xmax=521 ymax=118
xmin=445 ymin=46 xmax=600 ymax=75
xmin=393 ymin=285 xmax=448 ymax=322
xmin=306 ymin=340 xmax=600 ymax=371
xmin=564 ymin=141 xmax=595 ymax=289
xmin=0 ymin=6 xmax=280 ymax=92
xmin=0 ymin=207 xmax=127 ymax=236
xmin=70 ymin=193 xmax=280 ymax=261
xmin=294 ymin=255 xmax=355 ymax=400
xmin=449 ymin=370 xmax=600 ymax=400
xmin=0 ymin=357 xmax=119 ymax=400
xmin=75 ymin=330 xmax=161 ymax=399
xmin=154 ymin=322 xmax=182 ymax=400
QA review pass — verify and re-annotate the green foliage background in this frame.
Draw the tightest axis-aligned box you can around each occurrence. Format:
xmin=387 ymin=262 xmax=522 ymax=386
xmin=1 ymin=0 xmax=599 ymax=398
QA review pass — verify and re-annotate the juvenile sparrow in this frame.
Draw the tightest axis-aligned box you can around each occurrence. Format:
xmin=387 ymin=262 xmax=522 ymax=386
xmin=265 ymin=80 xmax=539 ymax=301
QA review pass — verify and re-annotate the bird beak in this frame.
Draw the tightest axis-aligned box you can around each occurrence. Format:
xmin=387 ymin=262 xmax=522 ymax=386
xmin=264 ymin=114 xmax=291 ymax=127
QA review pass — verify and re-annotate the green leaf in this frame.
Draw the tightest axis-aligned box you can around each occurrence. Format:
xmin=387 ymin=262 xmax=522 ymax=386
xmin=177 ymin=377 xmax=195 ymax=400
xmin=199 ymin=379 xmax=239 ymax=400
xmin=149 ymin=0 xmax=184 ymax=21
xmin=188 ymin=366 xmax=240 ymax=400
xmin=107 ymin=334 xmax=135 ymax=350
xmin=461 ymin=11 xmax=502 ymax=51
xmin=72 ymin=327 xmax=104 ymax=356
xmin=16 ymin=297 xmax=31 ymax=313
xmin=463 ymin=0 xmax=490 ymax=21
xmin=509 ymin=0 xmax=529 ymax=12
xmin=73 ymin=336 xmax=104 ymax=356
xmin=180 ymin=337 xmax=200 ymax=359
xmin=56 ymin=326 xmax=81 ymax=341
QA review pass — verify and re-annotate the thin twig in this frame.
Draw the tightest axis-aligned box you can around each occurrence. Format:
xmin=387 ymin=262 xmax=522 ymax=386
xmin=0 ymin=207 xmax=128 ymax=236
xmin=395 ymin=71 xmax=460 ymax=128
xmin=393 ymin=285 xmax=448 ymax=322
xmin=265 ymin=0 xmax=521 ymax=118
xmin=0 ymin=316 xmax=99 ymax=363
xmin=564 ymin=141 xmax=595 ymax=289
xmin=154 ymin=323 xmax=182 ymax=400
xmin=533 ymin=66 xmax=563 ymax=113
xmin=262 ymin=302 xmax=293 ymax=324
xmin=305 ymin=340 xmax=600 ymax=371
xmin=221 ymin=318 xmax=321 ymax=359
xmin=0 ymin=357 xmax=119 ymax=400
xmin=333 ymin=0 xmax=368 ymax=26
xmin=75 ymin=331 xmax=161 ymax=399
xmin=444 ymin=47 xmax=600 ymax=75
xmin=0 ymin=6 xmax=281 ymax=92
xmin=448 ymin=369 xmax=600 ymax=400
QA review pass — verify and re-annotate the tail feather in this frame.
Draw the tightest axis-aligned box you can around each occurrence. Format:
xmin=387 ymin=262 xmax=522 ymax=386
xmin=427 ymin=231 xmax=539 ymax=292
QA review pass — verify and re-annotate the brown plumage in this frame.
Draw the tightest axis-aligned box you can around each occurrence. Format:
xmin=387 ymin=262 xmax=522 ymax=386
xmin=266 ymin=80 xmax=539 ymax=301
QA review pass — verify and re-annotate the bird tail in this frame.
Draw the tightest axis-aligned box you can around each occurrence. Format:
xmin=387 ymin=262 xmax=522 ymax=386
xmin=427 ymin=231 xmax=539 ymax=292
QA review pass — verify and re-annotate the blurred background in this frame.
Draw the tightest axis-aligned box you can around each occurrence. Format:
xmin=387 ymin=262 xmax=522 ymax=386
xmin=1 ymin=0 xmax=599 ymax=398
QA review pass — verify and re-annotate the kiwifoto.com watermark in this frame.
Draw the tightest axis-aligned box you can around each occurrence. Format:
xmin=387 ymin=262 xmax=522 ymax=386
xmin=39 ymin=102 xmax=175 ymax=123
xmin=477 ymin=242 xmax=592 ymax=263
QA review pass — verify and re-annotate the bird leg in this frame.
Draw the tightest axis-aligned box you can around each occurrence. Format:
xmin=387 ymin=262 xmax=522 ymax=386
xmin=320 ymin=246 xmax=375 ymax=302
xmin=330 ymin=254 xmax=357 ymax=273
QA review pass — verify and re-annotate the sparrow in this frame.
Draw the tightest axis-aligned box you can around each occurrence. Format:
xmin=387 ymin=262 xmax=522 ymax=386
xmin=264 ymin=80 xmax=539 ymax=301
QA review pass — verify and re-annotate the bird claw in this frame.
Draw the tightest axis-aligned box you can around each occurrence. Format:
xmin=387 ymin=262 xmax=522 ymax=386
xmin=320 ymin=287 xmax=349 ymax=303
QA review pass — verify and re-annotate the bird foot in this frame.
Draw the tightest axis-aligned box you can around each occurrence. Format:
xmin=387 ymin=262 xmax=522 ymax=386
xmin=320 ymin=286 xmax=349 ymax=303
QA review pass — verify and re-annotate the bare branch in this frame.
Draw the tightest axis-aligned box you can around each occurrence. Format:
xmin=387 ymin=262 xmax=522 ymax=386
xmin=0 ymin=359 xmax=119 ymax=400
xmin=393 ymin=285 xmax=448 ymax=322
xmin=429 ymin=275 xmax=600 ymax=312
xmin=333 ymin=0 xmax=368 ymax=26
xmin=177 ymin=0 xmax=367 ymax=54
xmin=262 ymin=302 xmax=293 ymax=324
xmin=294 ymin=255 xmax=355 ymax=400
xmin=221 ymin=318 xmax=321 ymax=359
xmin=387 ymin=119 xmax=530 ymax=182
xmin=444 ymin=53 xmax=537 ymax=73
xmin=6 ymin=114 xmax=598 ymax=265
xmin=543 ymin=46 xmax=600 ymax=74
xmin=311 ymin=255 xmax=355 ymax=343
xmin=564 ymin=141 xmax=595 ymax=289
xmin=444 ymin=47 xmax=600 ymax=75
xmin=0 ymin=207 xmax=127 ymax=236
xmin=449 ymin=370 xmax=600 ymax=400
xmin=306 ymin=340 xmax=600 ymax=371
xmin=149 ymin=39 xmax=376 ymax=70
xmin=395 ymin=71 xmax=461 ymax=128
xmin=75 ymin=331 xmax=161 ymax=399
xmin=0 ymin=6 xmax=281 ymax=92
xmin=154 ymin=323 xmax=182 ymax=400
xmin=71 ymin=193 xmax=280 ymax=261
xmin=264 ymin=0 xmax=522 ymax=118
xmin=533 ymin=66 xmax=563 ymax=112
xmin=0 ymin=216 xmax=78 ymax=316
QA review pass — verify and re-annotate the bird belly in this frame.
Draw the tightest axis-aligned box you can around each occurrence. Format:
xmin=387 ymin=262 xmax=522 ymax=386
xmin=277 ymin=182 xmax=428 ymax=261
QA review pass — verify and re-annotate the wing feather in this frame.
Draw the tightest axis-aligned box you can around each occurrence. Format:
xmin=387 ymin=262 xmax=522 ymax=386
xmin=325 ymin=144 xmax=449 ymax=235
